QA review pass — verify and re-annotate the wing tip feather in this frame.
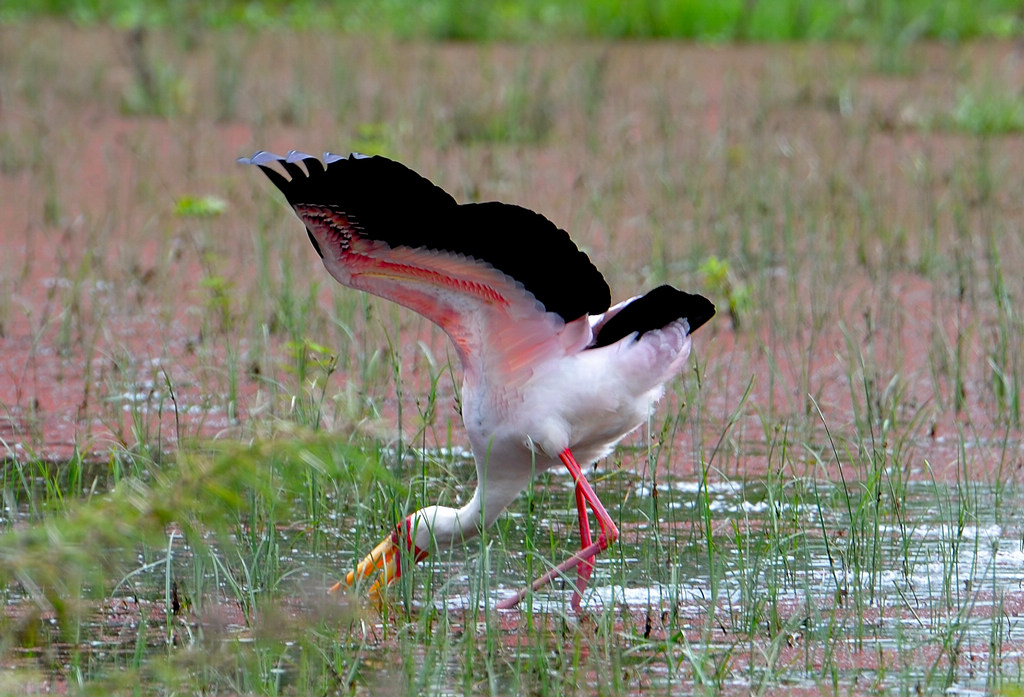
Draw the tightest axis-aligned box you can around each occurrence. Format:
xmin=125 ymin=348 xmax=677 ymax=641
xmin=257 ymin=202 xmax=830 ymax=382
xmin=237 ymin=150 xmax=284 ymax=166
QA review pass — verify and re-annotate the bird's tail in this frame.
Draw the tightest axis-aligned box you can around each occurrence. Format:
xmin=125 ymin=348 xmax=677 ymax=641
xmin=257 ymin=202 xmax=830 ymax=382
xmin=590 ymin=285 xmax=714 ymax=349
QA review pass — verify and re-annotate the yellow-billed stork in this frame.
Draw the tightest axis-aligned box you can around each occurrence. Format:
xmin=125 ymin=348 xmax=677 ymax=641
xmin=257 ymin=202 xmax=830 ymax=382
xmin=240 ymin=151 xmax=714 ymax=611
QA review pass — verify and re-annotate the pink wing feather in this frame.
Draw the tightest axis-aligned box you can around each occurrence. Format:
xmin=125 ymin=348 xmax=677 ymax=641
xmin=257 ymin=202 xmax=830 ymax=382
xmin=243 ymin=150 xmax=605 ymax=386
xmin=307 ymin=216 xmax=591 ymax=384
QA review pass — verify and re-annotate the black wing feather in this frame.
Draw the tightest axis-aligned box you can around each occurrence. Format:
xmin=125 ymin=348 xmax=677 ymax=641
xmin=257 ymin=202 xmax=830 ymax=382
xmin=248 ymin=152 xmax=611 ymax=323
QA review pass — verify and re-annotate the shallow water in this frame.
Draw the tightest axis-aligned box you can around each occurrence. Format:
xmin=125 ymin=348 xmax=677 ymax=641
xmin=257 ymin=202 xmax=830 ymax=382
xmin=334 ymin=469 xmax=1024 ymax=694
xmin=3 ymin=454 xmax=1023 ymax=695
xmin=388 ymin=472 xmax=1024 ymax=694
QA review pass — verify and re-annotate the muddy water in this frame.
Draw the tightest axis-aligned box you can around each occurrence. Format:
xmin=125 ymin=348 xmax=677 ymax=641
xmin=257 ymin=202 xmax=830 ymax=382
xmin=417 ymin=475 xmax=1024 ymax=693
xmin=353 ymin=472 xmax=1024 ymax=694
xmin=5 ymin=457 xmax=1021 ymax=695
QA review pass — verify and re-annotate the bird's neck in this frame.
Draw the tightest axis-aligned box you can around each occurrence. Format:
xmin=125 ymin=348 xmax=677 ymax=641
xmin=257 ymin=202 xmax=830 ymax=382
xmin=410 ymin=476 xmax=524 ymax=551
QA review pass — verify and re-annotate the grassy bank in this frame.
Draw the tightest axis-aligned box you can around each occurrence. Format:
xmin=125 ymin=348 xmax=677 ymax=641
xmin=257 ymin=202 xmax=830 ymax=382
xmin=2 ymin=0 xmax=1022 ymax=41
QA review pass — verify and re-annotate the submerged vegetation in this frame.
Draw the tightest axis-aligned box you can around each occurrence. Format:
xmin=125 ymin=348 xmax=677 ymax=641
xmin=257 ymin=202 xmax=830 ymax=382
xmin=1 ymin=12 xmax=1024 ymax=697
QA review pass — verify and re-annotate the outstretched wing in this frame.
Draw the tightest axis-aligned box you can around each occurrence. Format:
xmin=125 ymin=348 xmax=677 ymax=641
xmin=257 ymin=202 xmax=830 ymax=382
xmin=240 ymin=151 xmax=611 ymax=383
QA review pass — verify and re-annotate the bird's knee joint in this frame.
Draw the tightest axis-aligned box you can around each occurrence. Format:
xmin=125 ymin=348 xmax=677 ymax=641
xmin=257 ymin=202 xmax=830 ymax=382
xmin=523 ymin=432 xmax=567 ymax=461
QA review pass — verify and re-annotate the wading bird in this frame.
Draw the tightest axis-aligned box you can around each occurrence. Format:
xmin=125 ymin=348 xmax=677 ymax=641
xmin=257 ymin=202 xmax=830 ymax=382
xmin=241 ymin=151 xmax=714 ymax=611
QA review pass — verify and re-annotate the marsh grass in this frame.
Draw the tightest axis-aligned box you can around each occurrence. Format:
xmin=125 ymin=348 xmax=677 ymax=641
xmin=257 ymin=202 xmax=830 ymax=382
xmin=2 ymin=22 xmax=1024 ymax=697
xmin=5 ymin=1 xmax=1022 ymax=42
xmin=450 ymin=61 xmax=554 ymax=146
xmin=950 ymin=88 xmax=1024 ymax=136
xmin=2 ymin=432 xmax=1022 ymax=694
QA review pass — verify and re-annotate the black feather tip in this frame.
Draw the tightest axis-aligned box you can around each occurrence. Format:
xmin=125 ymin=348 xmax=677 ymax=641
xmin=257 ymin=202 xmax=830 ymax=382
xmin=591 ymin=285 xmax=715 ymax=348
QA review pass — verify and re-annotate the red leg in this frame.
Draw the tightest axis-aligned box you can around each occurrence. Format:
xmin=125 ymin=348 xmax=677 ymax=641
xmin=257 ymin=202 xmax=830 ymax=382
xmin=575 ymin=479 xmax=594 ymax=593
xmin=498 ymin=448 xmax=619 ymax=611
xmin=563 ymin=449 xmax=618 ymax=609
xmin=562 ymin=449 xmax=618 ymax=544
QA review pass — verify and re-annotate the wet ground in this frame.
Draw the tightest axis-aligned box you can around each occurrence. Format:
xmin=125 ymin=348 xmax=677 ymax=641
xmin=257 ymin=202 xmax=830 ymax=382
xmin=0 ymin=30 xmax=1022 ymax=483
xmin=2 ymin=23 xmax=1024 ymax=694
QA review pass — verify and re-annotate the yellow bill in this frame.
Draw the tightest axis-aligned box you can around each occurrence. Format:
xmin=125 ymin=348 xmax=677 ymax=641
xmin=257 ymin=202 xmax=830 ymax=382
xmin=329 ymin=520 xmax=430 ymax=599
xmin=328 ymin=534 xmax=399 ymax=597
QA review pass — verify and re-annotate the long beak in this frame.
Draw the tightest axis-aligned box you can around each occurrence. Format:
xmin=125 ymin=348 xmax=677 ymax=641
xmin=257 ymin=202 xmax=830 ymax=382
xmin=328 ymin=534 xmax=398 ymax=596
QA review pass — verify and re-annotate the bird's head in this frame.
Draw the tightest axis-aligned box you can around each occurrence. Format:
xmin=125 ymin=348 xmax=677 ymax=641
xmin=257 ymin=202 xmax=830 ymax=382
xmin=342 ymin=515 xmax=430 ymax=597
